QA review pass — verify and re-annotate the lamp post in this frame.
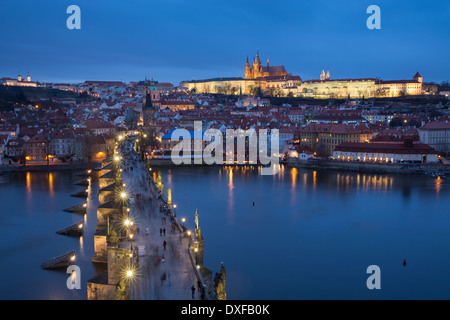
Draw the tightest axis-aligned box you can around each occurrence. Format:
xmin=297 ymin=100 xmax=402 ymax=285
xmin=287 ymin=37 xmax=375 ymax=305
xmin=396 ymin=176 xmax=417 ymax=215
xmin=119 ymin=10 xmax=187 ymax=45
xmin=120 ymin=190 xmax=127 ymax=216
xmin=173 ymin=204 xmax=177 ymax=217
xmin=126 ymin=269 xmax=133 ymax=300
xmin=186 ymin=230 xmax=192 ymax=245
xmin=194 ymin=246 xmax=198 ymax=265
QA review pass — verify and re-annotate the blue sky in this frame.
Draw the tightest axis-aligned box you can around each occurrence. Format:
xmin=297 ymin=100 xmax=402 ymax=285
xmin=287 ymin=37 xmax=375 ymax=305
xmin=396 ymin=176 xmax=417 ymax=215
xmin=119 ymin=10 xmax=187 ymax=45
xmin=0 ymin=0 xmax=449 ymax=84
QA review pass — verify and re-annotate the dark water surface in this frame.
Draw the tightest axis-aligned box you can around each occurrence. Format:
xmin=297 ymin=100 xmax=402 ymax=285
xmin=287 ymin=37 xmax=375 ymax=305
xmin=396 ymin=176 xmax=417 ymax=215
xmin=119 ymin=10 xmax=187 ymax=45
xmin=158 ymin=166 xmax=450 ymax=300
xmin=0 ymin=166 xmax=449 ymax=299
xmin=0 ymin=170 xmax=102 ymax=300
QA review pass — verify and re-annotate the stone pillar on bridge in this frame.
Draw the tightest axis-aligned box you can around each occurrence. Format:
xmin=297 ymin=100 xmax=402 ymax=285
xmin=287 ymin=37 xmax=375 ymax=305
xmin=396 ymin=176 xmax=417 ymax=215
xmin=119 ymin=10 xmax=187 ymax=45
xmin=193 ymin=209 xmax=204 ymax=266
xmin=213 ymin=263 xmax=227 ymax=300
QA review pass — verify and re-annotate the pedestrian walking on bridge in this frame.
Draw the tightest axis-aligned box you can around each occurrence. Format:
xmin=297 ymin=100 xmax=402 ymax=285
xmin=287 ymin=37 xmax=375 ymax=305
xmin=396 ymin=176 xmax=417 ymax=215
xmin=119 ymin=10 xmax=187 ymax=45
xmin=163 ymin=240 xmax=167 ymax=251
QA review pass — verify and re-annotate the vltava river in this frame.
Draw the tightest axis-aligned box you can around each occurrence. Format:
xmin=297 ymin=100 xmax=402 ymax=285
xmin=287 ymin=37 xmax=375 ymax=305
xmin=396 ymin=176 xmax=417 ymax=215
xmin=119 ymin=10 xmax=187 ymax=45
xmin=158 ymin=165 xmax=450 ymax=299
xmin=0 ymin=166 xmax=449 ymax=299
xmin=0 ymin=170 xmax=102 ymax=300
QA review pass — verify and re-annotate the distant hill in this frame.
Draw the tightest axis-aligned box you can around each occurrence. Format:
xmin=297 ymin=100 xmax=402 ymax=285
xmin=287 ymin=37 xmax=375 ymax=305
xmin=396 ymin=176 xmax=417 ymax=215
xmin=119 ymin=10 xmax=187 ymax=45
xmin=0 ymin=85 xmax=98 ymax=111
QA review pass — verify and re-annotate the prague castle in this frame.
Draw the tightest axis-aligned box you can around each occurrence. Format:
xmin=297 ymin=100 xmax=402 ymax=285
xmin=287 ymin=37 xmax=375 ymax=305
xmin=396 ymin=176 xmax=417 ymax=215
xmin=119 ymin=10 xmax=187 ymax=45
xmin=181 ymin=50 xmax=424 ymax=99
xmin=300 ymin=71 xmax=423 ymax=99
xmin=182 ymin=50 xmax=301 ymax=96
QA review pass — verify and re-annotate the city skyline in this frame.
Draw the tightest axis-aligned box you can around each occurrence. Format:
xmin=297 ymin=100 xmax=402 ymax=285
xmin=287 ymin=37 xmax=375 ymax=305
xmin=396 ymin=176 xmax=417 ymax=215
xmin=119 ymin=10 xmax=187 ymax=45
xmin=0 ymin=0 xmax=449 ymax=84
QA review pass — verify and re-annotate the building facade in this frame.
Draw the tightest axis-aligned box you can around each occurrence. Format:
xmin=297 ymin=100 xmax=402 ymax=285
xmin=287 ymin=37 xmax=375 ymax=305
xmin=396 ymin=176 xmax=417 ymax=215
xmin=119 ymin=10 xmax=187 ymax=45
xmin=295 ymin=123 xmax=373 ymax=157
xmin=333 ymin=140 xmax=438 ymax=164
xmin=418 ymin=121 xmax=450 ymax=154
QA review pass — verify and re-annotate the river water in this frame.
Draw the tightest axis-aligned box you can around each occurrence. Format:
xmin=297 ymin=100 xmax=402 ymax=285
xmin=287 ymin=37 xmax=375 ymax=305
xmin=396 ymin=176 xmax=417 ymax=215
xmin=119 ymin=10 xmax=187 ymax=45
xmin=0 ymin=170 xmax=103 ymax=300
xmin=0 ymin=166 xmax=449 ymax=299
xmin=157 ymin=165 xmax=450 ymax=300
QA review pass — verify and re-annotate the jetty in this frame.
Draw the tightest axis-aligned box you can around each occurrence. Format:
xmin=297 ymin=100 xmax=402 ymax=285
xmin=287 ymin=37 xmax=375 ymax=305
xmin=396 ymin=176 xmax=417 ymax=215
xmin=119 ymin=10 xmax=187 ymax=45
xmin=41 ymin=250 xmax=76 ymax=270
xmin=74 ymin=178 xmax=90 ymax=186
xmin=56 ymin=222 xmax=84 ymax=237
xmin=63 ymin=202 xmax=87 ymax=214
xmin=70 ymin=189 xmax=89 ymax=198
xmin=76 ymin=169 xmax=93 ymax=177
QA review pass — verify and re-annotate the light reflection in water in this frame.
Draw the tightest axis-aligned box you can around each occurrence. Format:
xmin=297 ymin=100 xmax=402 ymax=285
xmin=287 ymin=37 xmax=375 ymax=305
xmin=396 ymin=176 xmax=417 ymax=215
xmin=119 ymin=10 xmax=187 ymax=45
xmin=48 ymin=172 xmax=54 ymax=196
xmin=26 ymin=172 xmax=32 ymax=210
xmin=291 ymin=167 xmax=297 ymax=205
xmin=79 ymin=235 xmax=84 ymax=256
xmin=312 ymin=170 xmax=317 ymax=191
xmin=227 ymin=167 xmax=234 ymax=223
xmin=436 ymin=176 xmax=442 ymax=195
xmin=334 ymin=172 xmax=394 ymax=192
xmin=26 ymin=172 xmax=31 ymax=193
xmin=291 ymin=167 xmax=297 ymax=190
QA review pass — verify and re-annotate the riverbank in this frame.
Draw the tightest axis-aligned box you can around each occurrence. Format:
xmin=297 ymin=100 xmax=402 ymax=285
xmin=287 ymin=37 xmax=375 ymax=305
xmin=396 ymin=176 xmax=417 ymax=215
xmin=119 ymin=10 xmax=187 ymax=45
xmin=149 ymin=157 xmax=450 ymax=176
xmin=286 ymin=158 xmax=450 ymax=175
xmin=0 ymin=162 xmax=101 ymax=173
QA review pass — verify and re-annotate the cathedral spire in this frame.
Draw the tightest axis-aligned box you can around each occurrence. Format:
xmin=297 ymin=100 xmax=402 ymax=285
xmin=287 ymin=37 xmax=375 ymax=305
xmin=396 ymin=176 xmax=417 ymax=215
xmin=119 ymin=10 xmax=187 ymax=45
xmin=267 ymin=57 xmax=269 ymax=67
xmin=320 ymin=69 xmax=326 ymax=81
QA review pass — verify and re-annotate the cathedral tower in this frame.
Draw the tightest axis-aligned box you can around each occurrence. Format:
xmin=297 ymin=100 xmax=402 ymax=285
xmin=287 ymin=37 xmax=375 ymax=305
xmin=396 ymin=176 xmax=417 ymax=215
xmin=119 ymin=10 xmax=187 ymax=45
xmin=320 ymin=69 xmax=326 ymax=81
xmin=245 ymin=57 xmax=252 ymax=79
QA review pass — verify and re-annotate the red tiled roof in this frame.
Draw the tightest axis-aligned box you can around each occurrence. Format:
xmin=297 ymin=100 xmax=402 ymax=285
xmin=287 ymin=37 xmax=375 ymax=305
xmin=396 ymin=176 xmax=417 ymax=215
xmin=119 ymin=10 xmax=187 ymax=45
xmin=334 ymin=142 xmax=437 ymax=154
xmin=420 ymin=121 xmax=450 ymax=130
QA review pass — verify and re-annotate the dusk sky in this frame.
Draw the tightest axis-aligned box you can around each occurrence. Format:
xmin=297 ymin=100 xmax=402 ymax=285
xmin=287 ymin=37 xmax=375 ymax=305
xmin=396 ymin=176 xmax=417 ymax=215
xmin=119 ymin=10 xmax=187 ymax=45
xmin=1 ymin=0 xmax=449 ymax=84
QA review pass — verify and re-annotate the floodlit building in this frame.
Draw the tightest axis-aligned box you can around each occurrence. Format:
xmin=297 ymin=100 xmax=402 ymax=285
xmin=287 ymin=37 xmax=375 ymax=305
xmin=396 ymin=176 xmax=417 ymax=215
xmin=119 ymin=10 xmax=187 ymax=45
xmin=333 ymin=140 xmax=439 ymax=164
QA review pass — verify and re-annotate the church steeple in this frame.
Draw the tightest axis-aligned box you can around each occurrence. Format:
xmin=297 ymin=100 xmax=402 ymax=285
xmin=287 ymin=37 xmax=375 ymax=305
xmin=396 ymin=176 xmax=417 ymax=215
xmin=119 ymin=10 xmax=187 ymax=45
xmin=320 ymin=69 xmax=326 ymax=81
xmin=245 ymin=56 xmax=251 ymax=79
xmin=267 ymin=57 xmax=270 ymax=67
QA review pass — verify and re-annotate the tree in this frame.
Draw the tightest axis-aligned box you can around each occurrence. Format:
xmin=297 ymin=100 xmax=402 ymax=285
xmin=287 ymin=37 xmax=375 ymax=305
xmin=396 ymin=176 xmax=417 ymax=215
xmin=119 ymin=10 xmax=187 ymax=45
xmin=389 ymin=117 xmax=403 ymax=127
xmin=408 ymin=119 xmax=421 ymax=128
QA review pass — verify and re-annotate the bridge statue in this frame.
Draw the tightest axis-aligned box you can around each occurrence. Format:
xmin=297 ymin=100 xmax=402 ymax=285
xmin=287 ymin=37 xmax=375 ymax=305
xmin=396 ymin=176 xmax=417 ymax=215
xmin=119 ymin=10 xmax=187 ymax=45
xmin=108 ymin=228 xmax=119 ymax=244
xmin=115 ymin=278 xmax=129 ymax=300
xmin=195 ymin=209 xmax=199 ymax=230
xmin=213 ymin=262 xmax=226 ymax=300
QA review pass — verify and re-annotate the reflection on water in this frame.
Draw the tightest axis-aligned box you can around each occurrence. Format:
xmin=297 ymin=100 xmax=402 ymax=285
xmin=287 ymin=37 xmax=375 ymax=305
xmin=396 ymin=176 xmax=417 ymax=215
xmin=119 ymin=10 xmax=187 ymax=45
xmin=227 ymin=167 xmax=234 ymax=224
xmin=208 ymin=166 xmax=446 ymax=197
xmin=0 ymin=170 xmax=102 ymax=300
xmin=48 ymin=172 xmax=54 ymax=196
xmin=436 ymin=176 xmax=442 ymax=195
xmin=0 ymin=165 xmax=447 ymax=300
xmin=157 ymin=165 xmax=450 ymax=299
